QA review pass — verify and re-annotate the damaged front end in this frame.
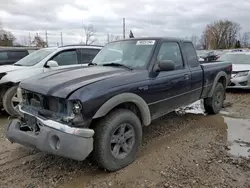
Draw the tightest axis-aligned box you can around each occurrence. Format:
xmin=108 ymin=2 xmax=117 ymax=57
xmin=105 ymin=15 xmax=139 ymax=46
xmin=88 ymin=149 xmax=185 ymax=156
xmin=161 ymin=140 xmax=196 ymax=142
xmin=17 ymin=87 xmax=91 ymax=128
xmin=6 ymin=87 xmax=95 ymax=161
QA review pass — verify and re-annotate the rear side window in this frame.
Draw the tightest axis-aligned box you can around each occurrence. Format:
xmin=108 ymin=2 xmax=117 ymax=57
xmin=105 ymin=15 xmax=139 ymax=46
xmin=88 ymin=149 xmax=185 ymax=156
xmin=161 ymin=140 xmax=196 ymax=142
xmin=79 ymin=49 xmax=100 ymax=64
xmin=8 ymin=51 xmax=28 ymax=60
xmin=0 ymin=51 xmax=8 ymax=61
xmin=157 ymin=42 xmax=184 ymax=70
xmin=184 ymin=42 xmax=199 ymax=68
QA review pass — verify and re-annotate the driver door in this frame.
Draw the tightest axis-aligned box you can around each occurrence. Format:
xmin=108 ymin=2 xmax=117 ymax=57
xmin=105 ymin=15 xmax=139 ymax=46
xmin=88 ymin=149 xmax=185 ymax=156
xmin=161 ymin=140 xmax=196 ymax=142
xmin=43 ymin=49 xmax=81 ymax=72
xmin=148 ymin=41 xmax=191 ymax=119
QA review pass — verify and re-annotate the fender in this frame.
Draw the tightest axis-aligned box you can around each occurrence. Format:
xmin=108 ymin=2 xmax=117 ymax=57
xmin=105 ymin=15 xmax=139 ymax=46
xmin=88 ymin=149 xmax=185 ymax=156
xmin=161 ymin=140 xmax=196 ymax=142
xmin=208 ymin=71 xmax=228 ymax=97
xmin=93 ymin=93 xmax=151 ymax=126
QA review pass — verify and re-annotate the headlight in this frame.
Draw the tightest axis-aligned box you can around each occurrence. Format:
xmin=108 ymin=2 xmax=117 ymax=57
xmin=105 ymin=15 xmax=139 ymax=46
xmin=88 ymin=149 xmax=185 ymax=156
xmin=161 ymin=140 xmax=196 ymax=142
xmin=235 ymin=71 xmax=249 ymax=78
xmin=72 ymin=100 xmax=83 ymax=114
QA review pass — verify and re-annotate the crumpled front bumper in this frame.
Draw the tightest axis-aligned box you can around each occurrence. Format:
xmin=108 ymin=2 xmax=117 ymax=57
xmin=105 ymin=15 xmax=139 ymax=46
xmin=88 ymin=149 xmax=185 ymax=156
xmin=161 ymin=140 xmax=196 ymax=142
xmin=6 ymin=108 xmax=95 ymax=161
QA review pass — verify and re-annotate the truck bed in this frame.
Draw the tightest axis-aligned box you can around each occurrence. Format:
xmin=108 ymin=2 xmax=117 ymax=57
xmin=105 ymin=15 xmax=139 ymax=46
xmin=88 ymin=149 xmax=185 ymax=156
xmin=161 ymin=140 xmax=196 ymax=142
xmin=200 ymin=61 xmax=232 ymax=98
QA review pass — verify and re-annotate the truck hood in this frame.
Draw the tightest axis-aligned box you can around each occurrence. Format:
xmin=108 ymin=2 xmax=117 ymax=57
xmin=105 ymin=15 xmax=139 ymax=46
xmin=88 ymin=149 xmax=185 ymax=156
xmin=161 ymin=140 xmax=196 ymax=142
xmin=20 ymin=66 xmax=129 ymax=98
xmin=0 ymin=65 xmax=26 ymax=73
xmin=232 ymin=64 xmax=250 ymax=72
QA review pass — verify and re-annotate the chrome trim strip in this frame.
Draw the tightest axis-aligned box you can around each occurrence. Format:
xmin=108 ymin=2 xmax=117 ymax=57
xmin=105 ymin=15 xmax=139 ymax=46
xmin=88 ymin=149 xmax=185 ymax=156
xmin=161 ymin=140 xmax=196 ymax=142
xmin=19 ymin=106 xmax=94 ymax=138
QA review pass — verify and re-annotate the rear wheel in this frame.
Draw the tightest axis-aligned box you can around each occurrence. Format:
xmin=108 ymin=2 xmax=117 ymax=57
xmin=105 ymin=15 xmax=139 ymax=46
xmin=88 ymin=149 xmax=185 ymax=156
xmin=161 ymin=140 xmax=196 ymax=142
xmin=204 ymin=82 xmax=225 ymax=114
xmin=2 ymin=86 xmax=20 ymax=116
xmin=93 ymin=109 xmax=142 ymax=172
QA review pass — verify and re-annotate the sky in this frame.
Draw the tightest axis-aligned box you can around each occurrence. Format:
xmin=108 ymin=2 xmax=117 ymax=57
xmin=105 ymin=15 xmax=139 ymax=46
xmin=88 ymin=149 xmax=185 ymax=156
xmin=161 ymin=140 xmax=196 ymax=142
xmin=0 ymin=0 xmax=250 ymax=46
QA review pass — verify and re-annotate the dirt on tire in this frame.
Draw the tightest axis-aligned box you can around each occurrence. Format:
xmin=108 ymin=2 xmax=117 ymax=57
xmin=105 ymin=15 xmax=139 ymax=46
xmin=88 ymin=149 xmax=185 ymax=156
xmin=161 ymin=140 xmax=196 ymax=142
xmin=0 ymin=90 xmax=250 ymax=188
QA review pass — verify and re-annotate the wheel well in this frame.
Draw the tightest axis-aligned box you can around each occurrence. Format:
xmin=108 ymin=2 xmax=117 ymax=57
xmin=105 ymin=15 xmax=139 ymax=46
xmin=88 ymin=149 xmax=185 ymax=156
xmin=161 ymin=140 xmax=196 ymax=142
xmin=113 ymin=102 xmax=142 ymax=123
xmin=90 ymin=102 xmax=143 ymax=129
xmin=93 ymin=102 xmax=142 ymax=122
xmin=92 ymin=93 xmax=151 ymax=126
xmin=218 ymin=76 xmax=226 ymax=87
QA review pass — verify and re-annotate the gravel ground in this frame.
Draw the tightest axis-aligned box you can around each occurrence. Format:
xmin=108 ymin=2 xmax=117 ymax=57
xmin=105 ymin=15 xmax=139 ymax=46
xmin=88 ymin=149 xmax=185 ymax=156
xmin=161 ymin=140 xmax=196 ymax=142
xmin=0 ymin=90 xmax=250 ymax=188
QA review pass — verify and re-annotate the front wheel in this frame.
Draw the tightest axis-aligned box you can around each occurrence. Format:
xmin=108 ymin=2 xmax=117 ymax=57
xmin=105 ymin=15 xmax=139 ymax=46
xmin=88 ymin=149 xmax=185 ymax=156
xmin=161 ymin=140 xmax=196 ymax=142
xmin=93 ymin=109 xmax=142 ymax=172
xmin=2 ymin=86 xmax=20 ymax=116
xmin=204 ymin=82 xmax=225 ymax=114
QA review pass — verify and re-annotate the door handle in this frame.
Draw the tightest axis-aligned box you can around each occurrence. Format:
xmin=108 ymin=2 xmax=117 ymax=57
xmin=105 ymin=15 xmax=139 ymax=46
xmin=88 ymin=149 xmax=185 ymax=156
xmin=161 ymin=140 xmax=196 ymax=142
xmin=184 ymin=74 xmax=189 ymax=80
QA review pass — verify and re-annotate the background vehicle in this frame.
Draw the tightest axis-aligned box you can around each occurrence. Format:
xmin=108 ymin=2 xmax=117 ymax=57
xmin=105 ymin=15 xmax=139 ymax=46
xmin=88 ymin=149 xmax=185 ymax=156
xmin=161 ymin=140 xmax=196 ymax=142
xmin=6 ymin=37 xmax=232 ymax=172
xmin=0 ymin=44 xmax=102 ymax=115
xmin=217 ymin=52 xmax=250 ymax=89
xmin=0 ymin=48 xmax=29 ymax=65
xmin=199 ymin=51 xmax=220 ymax=62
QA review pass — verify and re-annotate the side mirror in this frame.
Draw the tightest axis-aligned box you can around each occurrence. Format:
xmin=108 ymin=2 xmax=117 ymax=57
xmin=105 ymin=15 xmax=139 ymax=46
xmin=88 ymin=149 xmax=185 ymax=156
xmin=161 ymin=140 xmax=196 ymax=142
xmin=45 ymin=60 xmax=59 ymax=68
xmin=155 ymin=60 xmax=175 ymax=72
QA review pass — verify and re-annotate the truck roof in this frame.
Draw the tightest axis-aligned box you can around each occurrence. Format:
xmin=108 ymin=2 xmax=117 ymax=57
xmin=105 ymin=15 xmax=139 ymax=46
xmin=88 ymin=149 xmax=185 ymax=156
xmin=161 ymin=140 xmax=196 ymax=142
xmin=114 ymin=37 xmax=192 ymax=43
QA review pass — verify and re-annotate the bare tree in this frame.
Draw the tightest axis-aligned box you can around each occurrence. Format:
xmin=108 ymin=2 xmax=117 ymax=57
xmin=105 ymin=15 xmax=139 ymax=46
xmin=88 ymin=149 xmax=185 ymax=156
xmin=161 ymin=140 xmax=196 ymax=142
xmin=199 ymin=31 xmax=209 ymax=49
xmin=0 ymin=21 xmax=16 ymax=46
xmin=202 ymin=20 xmax=241 ymax=49
xmin=241 ymin=32 xmax=250 ymax=47
xmin=83 ymin=24 xmax=96 ymax=45
xmin=107 ymin=34 xmax=120 ymax=43
xmin=32 ymin=35 xmax=47 ymax=47
xmin=0 ymin=29 xmax=16 ymax=46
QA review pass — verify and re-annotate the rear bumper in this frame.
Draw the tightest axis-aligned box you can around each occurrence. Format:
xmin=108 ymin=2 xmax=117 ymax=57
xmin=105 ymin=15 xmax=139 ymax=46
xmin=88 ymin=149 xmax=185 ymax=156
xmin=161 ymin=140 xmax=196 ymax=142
xmin=6 ymin=109 xmax=94 ymax=161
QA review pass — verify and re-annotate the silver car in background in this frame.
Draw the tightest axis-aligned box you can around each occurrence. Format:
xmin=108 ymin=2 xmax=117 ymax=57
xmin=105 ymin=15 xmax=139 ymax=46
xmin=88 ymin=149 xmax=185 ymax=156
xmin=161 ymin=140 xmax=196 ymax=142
xmin=217 ymin=52 xmax=250 ymax=89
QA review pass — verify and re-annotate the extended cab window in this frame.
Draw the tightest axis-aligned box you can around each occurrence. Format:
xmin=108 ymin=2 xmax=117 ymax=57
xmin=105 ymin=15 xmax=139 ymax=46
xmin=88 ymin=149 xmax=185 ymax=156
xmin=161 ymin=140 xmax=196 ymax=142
xmin=157 ymin=42 xmax=184 ymax=70
xmin=183 ymin=42 xmax=199 ymax=68
xmin=52 ymin=50 xmax=78 ymax=66
xmin=79 ymin=49 xmax=100 ymax=64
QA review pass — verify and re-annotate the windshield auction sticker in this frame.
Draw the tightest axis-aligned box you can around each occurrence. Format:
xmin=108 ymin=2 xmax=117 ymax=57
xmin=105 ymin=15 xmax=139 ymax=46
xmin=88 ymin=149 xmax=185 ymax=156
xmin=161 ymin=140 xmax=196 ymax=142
xmin=136 ymin=40 xmax=155 ymax=45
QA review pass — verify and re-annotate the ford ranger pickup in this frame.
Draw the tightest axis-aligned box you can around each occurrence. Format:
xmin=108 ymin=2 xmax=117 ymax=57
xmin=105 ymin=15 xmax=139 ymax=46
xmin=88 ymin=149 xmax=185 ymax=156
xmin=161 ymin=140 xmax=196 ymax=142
xmin=6 ymin=37 xmax=232 ymax=172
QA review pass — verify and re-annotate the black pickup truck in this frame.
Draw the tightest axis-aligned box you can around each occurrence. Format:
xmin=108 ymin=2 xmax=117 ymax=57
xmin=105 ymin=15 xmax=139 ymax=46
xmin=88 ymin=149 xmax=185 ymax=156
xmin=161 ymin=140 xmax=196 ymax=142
xmin=6 ymin=37 xmax=232 ymax=172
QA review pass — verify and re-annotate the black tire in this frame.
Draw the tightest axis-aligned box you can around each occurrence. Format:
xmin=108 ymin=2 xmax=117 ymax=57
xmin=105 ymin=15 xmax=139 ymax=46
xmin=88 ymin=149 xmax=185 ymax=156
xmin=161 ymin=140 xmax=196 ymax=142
xmin=93 ymin=109 xmax=142 ymax=172
xmin=2 ymin=86 xmax=19 ymax=116
xmin=204 ymin=82 xmax=225 ymax=114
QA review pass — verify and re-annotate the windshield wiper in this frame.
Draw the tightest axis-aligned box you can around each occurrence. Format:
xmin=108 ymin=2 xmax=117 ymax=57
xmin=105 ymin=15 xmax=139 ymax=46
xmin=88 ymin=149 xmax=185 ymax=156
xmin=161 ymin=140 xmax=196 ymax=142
xmin=13 ymin=64 xmax=22 ymax=66
xmin=102 ymin=63 xmax=133 ymax=70
xmin=88 ymin=62 xmax=97 ymax=66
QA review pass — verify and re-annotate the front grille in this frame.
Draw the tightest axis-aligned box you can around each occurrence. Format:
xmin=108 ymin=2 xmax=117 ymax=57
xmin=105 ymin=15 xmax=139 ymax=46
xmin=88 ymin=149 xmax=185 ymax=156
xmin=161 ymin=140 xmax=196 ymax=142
xmin=23 ymin=91 xmax=43 ymax=108
xmin=23 ymin=90 xmax=67 ymax=113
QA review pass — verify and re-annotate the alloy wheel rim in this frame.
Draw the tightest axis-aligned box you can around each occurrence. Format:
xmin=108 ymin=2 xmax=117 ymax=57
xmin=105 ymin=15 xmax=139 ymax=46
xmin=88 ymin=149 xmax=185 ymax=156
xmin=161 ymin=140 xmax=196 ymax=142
xmin=11 ymin=92 xmax=20 ymax=110
xmin=110 ymin=123 xmax=135 ymax=159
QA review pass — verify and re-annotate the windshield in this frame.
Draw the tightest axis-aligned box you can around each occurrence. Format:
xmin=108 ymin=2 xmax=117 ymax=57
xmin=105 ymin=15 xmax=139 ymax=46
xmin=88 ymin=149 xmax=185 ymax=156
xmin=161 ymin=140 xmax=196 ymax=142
xmin=14 ymin=48 xmax=56 ymax=66
xmin=92 ymin=40 xmax=156 ymax=69
xmin=217 ymin=53 xmax=250 ymax=64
